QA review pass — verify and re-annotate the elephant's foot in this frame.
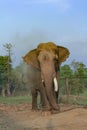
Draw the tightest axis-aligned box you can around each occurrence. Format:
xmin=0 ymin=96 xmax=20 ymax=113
xmin=51 ymin=109 xmax=60 ymax=114
xmin=31 ymin=106 xmax=39 ymax=112
xmin=31 ymin=109 xmax=39 ymax=112
xmin=41 ymin=105 xmax=51 ymax=111
xmin=41 ymin=111 xmax=51 ymax=116
xmin=51 ymin=105 xmax=60 ymax=114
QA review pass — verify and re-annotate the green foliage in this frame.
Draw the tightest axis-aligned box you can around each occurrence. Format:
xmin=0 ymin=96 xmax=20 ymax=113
xmin=70 ymin=59 xmax=86 ymax=76
xmin=10 ymin=62 xmax=29 ymax=95
xmin=0 ymin=56 xmax=9 ymax=84
xmin=60 ymin=65 xmax=73 ymax=94
xmin=0 ymin=56 xmax=8 ymax=72
xmin=60 ymin=64 xmax=73 ymax=78
xmin=60 ymin=60 xmax=87 ymax=95
xmin=69 ymin=78 xmax=83 ymax=95
xmin=0 ymin=43 xmax=13 ymax=96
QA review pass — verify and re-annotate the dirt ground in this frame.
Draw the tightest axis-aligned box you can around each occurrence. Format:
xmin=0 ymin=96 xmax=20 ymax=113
xmin=0 ymin=103 xmax=87 ymax=130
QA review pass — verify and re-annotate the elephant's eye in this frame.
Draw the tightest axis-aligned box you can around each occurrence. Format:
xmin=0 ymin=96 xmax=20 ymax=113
xmin=55 ymin=55 xmax=58 ymax=60
xmin=54 ymin=55 xmax=58 ymax=61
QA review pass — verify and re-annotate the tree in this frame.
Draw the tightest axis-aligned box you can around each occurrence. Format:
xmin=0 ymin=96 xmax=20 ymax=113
xmin=0 ymin=56 xmax=9 ymax=96
xmin=60 ymin=61 xmax=86 ymax=95
xmin=60 ymin=65 xmax=73 ymax=78
xmin=70 ymin=60 xmax=86 ymax=95
xmin=3 ymin=43 xmax=13 ymax=96
xmin=60 ymin=65 xmax=73 ymax=94
xmin=70 ymin=59 xmax=86 ymax=77
xmin=9 ymin=61 xmax=29 ymax=96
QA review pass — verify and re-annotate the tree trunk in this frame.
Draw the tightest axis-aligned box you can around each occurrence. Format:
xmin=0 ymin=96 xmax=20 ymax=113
xmin=65 ymin=78 xmax=69 ymax=102
xmin=7 ymin=82 xmax=11 ymax=96
xmin=1 ymin=85 xmax=5 ymax=97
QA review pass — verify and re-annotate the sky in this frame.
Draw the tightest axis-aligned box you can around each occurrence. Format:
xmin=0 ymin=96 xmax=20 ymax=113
xmin=0 ymin=0 xmax=87 ymax=67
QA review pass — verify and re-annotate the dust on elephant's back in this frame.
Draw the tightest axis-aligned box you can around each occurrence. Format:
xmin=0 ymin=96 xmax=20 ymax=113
xmin=27 ymin=65 xmax=42 ymax=90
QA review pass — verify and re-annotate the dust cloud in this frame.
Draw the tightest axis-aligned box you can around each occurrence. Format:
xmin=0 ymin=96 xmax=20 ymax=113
xmin=12 ymin=30 xmax=50 ymax=67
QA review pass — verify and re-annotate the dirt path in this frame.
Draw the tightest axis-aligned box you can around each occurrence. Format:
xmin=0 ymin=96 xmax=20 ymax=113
xmin=0 ymin=104 xmax=87 ymax=130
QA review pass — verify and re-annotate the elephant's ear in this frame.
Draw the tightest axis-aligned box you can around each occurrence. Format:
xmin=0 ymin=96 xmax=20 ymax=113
xmin=57 ymin=46 xmax=70 ymax=64
xmin=23 ymin=49 xmax=40 ymax=69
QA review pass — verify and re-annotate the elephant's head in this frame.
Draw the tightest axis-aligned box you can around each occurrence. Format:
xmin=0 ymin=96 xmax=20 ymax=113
xmin=23 ymin=42 xmax=70 ymax=110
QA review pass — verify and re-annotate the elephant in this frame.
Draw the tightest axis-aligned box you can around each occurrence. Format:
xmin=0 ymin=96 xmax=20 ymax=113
xmin=23 ymin=42 xmax=70 ymax=113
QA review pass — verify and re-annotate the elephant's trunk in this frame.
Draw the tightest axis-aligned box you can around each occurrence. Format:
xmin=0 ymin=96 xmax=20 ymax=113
xmin=53 ymin=77 xmax=58 ymax=92
xmin=44 ymin=77 xmax=59 ymax=110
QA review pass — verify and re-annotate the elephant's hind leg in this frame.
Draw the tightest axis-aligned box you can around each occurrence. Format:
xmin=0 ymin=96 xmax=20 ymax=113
xmin=32 ymin=90 xmax=38 ymax=111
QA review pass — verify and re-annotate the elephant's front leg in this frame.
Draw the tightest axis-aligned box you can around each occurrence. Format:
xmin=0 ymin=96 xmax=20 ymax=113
xmin=54 ymin=91 xmax=58 ymax=104
xmin=54 ymin=70 xmax=60 ymax=104
xmin=32 ymin=89 xmax=38 ymax=111
xmin=40 ymin=85 xmax=51 ymax=111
